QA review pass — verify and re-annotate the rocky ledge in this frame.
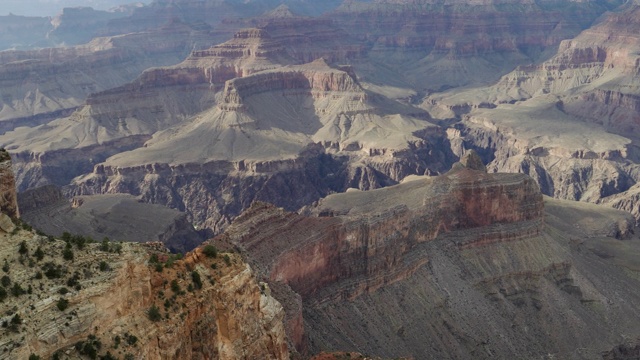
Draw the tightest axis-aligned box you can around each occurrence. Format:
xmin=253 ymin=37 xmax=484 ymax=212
xmin=216 ymin=151 xmax=640 ymax=358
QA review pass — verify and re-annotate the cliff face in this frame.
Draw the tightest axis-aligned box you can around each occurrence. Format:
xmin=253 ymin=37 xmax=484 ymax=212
xmin=217 ymin=154 xmax=640 ymax=359
xmin=0 ymin=149 xmax=19 ymax=219
xmin=0 ymin=22 xmax=219 ymax=133
xmin=422 ymin=3 xmax=640 ymax=222
xmin=327 ymin=0 xmax=620 ymax=89
xmin=3 ymin=227 xmax=290 ymax=360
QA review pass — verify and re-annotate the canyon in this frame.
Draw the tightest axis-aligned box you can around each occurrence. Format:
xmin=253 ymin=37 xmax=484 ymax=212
xmin=0 ymin=153 xmax=290 ymax=360
xmin=223 ymin=152 xmax=640 ymax=358
xmin=4 ymin=0 xmax=640 ymax=358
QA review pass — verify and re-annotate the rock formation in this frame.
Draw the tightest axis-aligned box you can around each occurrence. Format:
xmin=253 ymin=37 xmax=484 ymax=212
xmin=18 ymin=186 xmax=207 ymax=253
xmin=327 ymin=0 xmax=621 ymax=90
xmin=217 ymin=156 xmax=640 ymax=359
xmin=0 ymin=148 xmax=19 ymax=219
xmin=422 ymin=3 xmax=640 ymax=221
xmin=0 ymin=21 xmax=220 ymax=135
xmin=60 ymin=58 xmax=453 ymax=233
xmin=2 ymin=225 xmax=290 ymax=359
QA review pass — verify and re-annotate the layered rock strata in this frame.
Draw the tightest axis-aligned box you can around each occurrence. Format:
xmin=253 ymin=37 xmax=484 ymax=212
xmin=62 ymin=59 xmax=451 ymax=232
xmin=328 ymin=0 xmax=621 ymax=89
xmin=2 ymin=228 xmax=290 ymax=359
xmin=423 ymin=3 xmax=640 ymax=221
xmin=218 ymin=153 xmax=640 ymax=359
xmin=0 ymin=21 xmax=219 ymax=132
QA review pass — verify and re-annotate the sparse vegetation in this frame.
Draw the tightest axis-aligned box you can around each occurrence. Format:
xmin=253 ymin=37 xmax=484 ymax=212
xmin=63 ymin=243 xmax=74 ymax=261
xmin=170 ymin=279 xmax=181 ymax=294
xmin=57 ymin=298 xmax=69 ymax=311
xmin=18 ymin=241 xmax=28 ymax=255
xmin=10 ymin=282 xmax=24 ymax=297
xmin=147 ymin=304 xmax=162 ymax=322
xmin=202 ymin=244 xmax=218 ymax=258
xmin=191 ymin=270 xmax=202 ymax=290
xmin=124 ymin=333 xmax=138 ymax=346
xmin=75 ymin=334 xmax=103 ymax=359
xmin=223 ymin=254 xmax=231 ymax=266
xmin=99 ymin=261 xmax=109 ymax=272
xmin=99 ymin=238 xmax=110 ymax=252
xmin=0 ymin=286 xmax=7 ymax=302
xmin=9 ymin=313 xmax=22 ymax=332
xmin=42 ymin=262 xmax=65 ymax=279
xmin=33 ymin=246 xmax=44 ymax=261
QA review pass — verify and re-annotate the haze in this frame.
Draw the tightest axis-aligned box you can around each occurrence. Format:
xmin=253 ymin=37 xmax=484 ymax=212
xmin=2 ymin=0 xmax=151 ymax=17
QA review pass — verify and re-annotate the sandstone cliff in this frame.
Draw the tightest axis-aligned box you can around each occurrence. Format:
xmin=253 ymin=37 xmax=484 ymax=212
xmin=216 ymin=153 xmax=640 ymax=359
xmin=421 ymin=3 xmax=640 ymax=222
xmin=61 ymin=59 xmax=453 ymax=233
xmin=2 ymin=227 xmax=290 ymax=359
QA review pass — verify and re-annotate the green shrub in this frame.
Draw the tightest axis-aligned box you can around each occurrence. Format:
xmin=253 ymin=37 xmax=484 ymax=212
xmin=42 ymin=262 xmax=65 ymax=279
xmin=99 ymin=238 xmax=110 ymax=252
xmin=0 ymin=275 xmax=10 ymax=287
xmin=33 ymin=246 xmax=44 ymax=261
xmin=99 ymin=261 xmax=109 ymax=272
xmin=191 ymin=271 xmax=202 ymax=290
xmin=57 ymin=298 xmax=69 ymax=311
xmin=125 ymin=333 xmax=138 ymax=346
xmin=202 ymin=245 xmax=218 ymax=258
xmin=28 ymin=354 xmax=41 ymax=360
xmin=223 ymin=254 xmax=231 ymax=266
xmin=63 ymin=246 xmax=74 ymax=261
xmin=18 ymin=241 xmax=28 ymax=255
xmin=147 ymin=305 xmax=162 ymax=322
xmin=170 ymin=279 xmax=181 ymax=294
xmin=0 ymin=286 xmax=6 ymax=302
xmin=10 ymin=283 xmax=24 ymax=297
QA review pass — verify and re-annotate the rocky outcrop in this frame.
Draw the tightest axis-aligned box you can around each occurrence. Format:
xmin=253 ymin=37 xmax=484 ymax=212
xmin=3 ymin=227 xmax=290 ymax=359
xmin=18 ymin=187 xmax=207 ymax=252
xmin=214 ymin=159 xmax=640 ymax=359
xmin=327 ymin=0 xmax=620 ymax=89
xmin=423 ymin=4 xmax=640 ymax=222
xmin=232 ymin=160 xmax=543 ymax=300
xmin=0 ymin=22 xmax=219 ymax=132
xmin=0 ymin=148 xmax=19 ymax=219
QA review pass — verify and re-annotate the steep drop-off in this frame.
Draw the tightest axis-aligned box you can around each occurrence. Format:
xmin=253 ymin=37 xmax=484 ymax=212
xmin=219 ymin=152 xmax=640 ymax=359
xmin=328 ymin=0 xmax=621 ymax=90
xmin=64 ymin=59 xmax=453 ymax=233
xmin=423 ymin=3 xmax=640 ymax=221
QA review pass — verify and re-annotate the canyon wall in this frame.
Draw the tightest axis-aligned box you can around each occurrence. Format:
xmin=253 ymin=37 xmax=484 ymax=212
xmin=215 ymin=154 xmax=640 ymax=358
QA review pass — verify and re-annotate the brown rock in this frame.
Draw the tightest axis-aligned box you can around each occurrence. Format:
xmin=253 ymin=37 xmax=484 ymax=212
xmin=0 ymin=149 xmax=19 ymax=219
